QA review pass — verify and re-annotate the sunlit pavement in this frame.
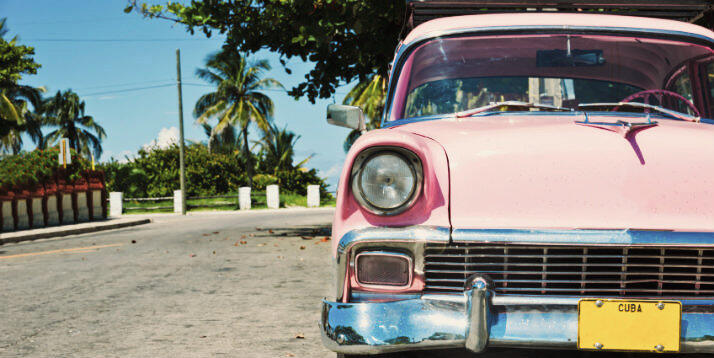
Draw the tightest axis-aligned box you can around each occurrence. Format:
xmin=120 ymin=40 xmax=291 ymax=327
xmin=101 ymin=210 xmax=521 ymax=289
xmin=0 ymin=209 xmax=705 ymax=357
xmin=0 ymin=209 xmax=335 ymax=357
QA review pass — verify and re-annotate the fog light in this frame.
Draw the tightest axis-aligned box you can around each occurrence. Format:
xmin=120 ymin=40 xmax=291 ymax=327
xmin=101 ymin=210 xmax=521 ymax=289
xmin=356 ymin=252 xmax=412 ymax=287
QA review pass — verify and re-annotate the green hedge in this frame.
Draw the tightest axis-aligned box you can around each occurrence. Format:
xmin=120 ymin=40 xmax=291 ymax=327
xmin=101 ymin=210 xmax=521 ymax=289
xmin=0 ymin=148 xmax=91 ymax=190
xmin=100 ymin=144 xmax=332 ymax=200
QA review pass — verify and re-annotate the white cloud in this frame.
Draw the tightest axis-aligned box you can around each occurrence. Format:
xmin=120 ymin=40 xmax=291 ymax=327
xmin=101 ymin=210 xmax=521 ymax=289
xmin=143 ymin=126 xmax=179 ymax=151
xmin=322 ymin=163 xmax=343 ymax=178
xmin=114 ymin=150 xmax=134 ymax=163
xmin=102 ymin=150 xmax=134 ymax=164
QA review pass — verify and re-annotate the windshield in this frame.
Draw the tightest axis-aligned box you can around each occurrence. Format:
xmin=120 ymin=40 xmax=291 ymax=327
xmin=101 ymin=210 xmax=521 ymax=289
xmin=391 ymin=34 xmax=714 ymax=121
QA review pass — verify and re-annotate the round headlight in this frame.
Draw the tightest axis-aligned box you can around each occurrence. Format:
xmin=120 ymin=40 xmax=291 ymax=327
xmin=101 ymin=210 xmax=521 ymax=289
xmin=351 ymin=148 xmax=422 ymax=215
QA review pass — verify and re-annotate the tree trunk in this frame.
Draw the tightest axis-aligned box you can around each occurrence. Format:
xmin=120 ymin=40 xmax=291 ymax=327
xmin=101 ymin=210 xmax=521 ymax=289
xmin=207 ymin=132 xmax=213 ymax=154
xmin=242 ymin=126 xmax=252 ymax=188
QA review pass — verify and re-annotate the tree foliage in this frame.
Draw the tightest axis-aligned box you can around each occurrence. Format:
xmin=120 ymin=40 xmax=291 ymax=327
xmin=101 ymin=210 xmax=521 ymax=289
xmin=0 ymin=18 xmax=41 ymax=86
xmin=125 ymin=0 xmax=403 ymax=102
xmin=342 ymin=73 xmax=387 ymax=152
xmin=256 ymin=123 xmax=310 ymax=174
xmin=193 ymin=49 xmax=282 ymax=186
xmin=101 ymin=143 xmax=331 ymax=199
xmin=43 ymin=90 xmax=106 ymax=159
xmin=0 ymin=17 xmax=45 ymax=153
xmin=0 ymin=147 xmax=91 ymax=189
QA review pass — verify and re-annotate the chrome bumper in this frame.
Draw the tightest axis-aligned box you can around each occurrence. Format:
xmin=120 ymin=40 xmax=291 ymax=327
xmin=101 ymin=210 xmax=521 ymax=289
xmin=320 ymin=289 xmax=714 ymax=355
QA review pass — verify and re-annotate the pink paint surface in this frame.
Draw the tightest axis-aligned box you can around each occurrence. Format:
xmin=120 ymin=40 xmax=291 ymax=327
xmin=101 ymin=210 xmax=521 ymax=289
xmin=332 ymin=13 xmax=714 ymax=298
xmin=331 ymin=129 xmax=451 ymax=255
xmin=401 ymin=114 xmax=714 ymax=232
xmin=403 ymin=13 xmax=714 ymax=45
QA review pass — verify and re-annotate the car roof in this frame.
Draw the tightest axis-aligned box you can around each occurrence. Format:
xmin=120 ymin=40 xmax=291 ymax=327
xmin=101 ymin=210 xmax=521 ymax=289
xmin=403 ymin=13 xmax=714 ymax=45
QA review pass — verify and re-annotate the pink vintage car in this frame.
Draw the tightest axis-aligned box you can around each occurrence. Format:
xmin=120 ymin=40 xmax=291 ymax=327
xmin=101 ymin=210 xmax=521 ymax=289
xmin=321 ymin=2 xmax=714 ymax=357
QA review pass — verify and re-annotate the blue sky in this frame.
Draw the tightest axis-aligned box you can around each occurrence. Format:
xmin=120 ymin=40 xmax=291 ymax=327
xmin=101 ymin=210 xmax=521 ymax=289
xmin=1 ymin=0 xmax=355 ymax=189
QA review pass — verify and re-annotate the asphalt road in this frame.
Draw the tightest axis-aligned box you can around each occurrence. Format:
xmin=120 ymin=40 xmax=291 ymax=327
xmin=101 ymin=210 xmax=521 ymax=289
xmin=0 ymin=209 xmax=705 ymax=358
xmin=0 ymin=209 xmax=336 ymax=358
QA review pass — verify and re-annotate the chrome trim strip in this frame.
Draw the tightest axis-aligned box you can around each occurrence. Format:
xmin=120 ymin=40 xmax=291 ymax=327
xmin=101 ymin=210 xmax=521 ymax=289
xmin=350 ymin=291 xmax=421 ymax=302
xmin=335 ymin=226 xmax=450 ymax=301
xmin=383 ymin=25 xmax=714 ymax=125
xmin=451 ymin=228 xmax=714 ymax=246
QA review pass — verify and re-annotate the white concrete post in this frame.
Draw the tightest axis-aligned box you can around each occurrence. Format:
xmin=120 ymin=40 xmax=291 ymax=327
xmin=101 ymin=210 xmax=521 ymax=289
xmin=173 ymin=190 xmax=183 ymax=214
xmin=307 ymin=185 xmax=320 ymax=208
xmin=109 ymin=192 xmax=123 ymax=217
xmin=61 ymin=193 xmax=75 ymax=224
xmin=239 ymin=187 xmax=251 ymax=210
xmin=266 ymin=185 xmax=279 ymax=209
xmin=91 ymin=190 xmax=103 ymax=220
xmin=76 ymin=191 xmax=90 ymax=222
xmin=31 ymin=197 xmax=44 ymax=227
xmin=1 ymin=200 xmax=13 ymax=231
xmin=46 ymin=195 xmax=60 ymax=226
xmin=16 ymin=198 xmax=30 ymax=229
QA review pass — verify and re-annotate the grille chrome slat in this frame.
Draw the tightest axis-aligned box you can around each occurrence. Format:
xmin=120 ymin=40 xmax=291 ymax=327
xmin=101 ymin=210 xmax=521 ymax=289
xmin=425 ymin=254 xmax=712 ymax=260
xmin=426 ymin=269 xmax=714 ymax=277
xmin=426 ymin=278 xmax=714 ymax=285
xmin=424 ymin=243 xmax=714 ymax=297
xmin=426 ymin=262 xmax=713 ymax=269
xmin=496 ymin=287 xmax=714 ymax=294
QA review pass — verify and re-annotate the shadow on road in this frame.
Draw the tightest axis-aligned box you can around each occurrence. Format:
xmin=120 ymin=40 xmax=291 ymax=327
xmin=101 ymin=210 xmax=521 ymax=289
xmin=253 ymin=225 xmax=331 ymax=238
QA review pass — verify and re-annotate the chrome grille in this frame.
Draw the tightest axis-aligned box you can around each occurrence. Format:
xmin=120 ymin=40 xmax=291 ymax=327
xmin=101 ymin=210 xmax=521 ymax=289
xmin=424 ymin=243 xmax=714 ymax=297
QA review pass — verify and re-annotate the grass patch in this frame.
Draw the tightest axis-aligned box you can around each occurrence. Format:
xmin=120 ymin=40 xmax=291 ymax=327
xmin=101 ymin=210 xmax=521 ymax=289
xmin=114 ymin=190 xmax=335 ymax=214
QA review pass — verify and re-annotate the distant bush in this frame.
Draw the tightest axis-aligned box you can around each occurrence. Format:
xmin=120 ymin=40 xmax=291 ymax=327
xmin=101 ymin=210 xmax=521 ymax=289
xmin=100 ymin=143 xmax=332 ymax=199
xmin=0 ymin=148 xmax=91 ymax=190
xmin=251 ymin=173 xmax=278 ymax=190
xmin=101 ymin=144 xmax=245 ymax=197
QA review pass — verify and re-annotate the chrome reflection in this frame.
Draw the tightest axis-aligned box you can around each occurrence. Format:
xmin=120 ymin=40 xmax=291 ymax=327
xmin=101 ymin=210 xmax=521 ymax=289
xmin=320 ymin=291 xmax=714 ymax=354
xmin=451 ymin=228 xmax=714 ymax=246
xmin=334 ymin=226 xmax=450 ymax=302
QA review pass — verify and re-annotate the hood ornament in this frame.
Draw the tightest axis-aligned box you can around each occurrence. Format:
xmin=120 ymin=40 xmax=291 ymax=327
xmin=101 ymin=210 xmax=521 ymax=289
xmin=575 ymin=112 xmax=658 ymax=137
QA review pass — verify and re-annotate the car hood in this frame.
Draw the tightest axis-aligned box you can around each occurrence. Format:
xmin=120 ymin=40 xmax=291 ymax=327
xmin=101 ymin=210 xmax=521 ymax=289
xmin=394 ymin=114 xmax=714 ymax=231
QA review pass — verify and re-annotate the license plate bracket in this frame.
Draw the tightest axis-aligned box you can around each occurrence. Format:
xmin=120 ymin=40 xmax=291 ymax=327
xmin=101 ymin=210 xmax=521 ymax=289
xmin=578 ymin=299 xmax=681 ymax=352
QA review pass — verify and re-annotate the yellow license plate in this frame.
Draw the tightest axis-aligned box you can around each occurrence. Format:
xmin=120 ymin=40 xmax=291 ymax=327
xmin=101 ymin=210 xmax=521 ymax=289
xmin=578 ymin=299 xmax=681 ymax=352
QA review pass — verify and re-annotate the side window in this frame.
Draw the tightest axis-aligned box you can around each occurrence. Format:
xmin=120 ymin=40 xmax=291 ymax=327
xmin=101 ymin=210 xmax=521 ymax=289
xmin=667 ymin=69 xmax=695 ymax=115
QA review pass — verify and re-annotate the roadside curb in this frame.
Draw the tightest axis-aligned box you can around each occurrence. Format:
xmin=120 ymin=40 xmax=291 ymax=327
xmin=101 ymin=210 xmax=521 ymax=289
xmin=0 ymin=218 xmax=152 ymax=245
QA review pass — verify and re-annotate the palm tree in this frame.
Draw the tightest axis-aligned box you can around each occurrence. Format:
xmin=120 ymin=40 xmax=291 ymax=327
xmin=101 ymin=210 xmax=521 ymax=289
xmin=0 ymin=18 xmax=45 ymax=154
xmin=193 ymin=49 xmax=282 ymax=187
xmin=257 ymin=123 xmax=310 ymax=174
xmin=342 ymin=73 xmax=387 ymax=152
xmin=0 ymin=85 xmax=45 ymax=154
xmin=43 ymin=90 xmax=106 ymax=158
xmin=201 ymin=123 xmax=240 ymax=155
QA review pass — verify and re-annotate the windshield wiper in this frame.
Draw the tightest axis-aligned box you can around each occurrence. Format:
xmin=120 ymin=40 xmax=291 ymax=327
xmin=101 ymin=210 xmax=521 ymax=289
xmin=455 ymin=101 xmax=573 ymax=118
xmin=578 ymin=102 xmax=700 ymax=123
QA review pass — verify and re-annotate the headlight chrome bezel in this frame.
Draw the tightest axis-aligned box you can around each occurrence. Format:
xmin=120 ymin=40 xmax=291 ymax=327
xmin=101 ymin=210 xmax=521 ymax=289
xmin=350 ymin=146 xmax=423 ymax=216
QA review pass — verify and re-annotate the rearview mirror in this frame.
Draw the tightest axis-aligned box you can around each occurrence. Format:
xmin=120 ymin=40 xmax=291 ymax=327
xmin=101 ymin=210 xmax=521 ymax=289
xmin=537 ymin=49 xmax=605 ymax=67
xmin=326 ymin=104 xmax=366 ymax=132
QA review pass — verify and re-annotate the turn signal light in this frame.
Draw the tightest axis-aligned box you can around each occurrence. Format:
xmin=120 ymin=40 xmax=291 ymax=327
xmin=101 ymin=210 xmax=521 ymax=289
xmin=356 ymin=252 xmax=412 ymax=287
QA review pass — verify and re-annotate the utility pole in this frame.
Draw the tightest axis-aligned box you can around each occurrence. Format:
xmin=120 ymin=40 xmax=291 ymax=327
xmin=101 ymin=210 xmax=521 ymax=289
xmin=176 ymin=49 xmax=187 ymax=215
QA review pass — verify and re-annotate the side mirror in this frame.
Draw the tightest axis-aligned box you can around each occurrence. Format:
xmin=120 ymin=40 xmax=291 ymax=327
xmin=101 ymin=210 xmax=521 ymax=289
xmin=326 ymin=104 xmax=366 ymax=133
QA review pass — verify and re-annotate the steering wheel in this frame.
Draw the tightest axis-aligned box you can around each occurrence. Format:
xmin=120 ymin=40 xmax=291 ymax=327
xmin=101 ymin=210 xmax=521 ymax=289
xmin=618 ymin=89 xmax=700 ymax=117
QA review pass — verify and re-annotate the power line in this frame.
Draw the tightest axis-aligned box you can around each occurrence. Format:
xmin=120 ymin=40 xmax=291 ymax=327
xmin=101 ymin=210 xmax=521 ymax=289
xmin=25 ymin=38 xmax=221 ymax=42
xmin=74 ymin=79 xmax=175 ymax=91
xmin=76 ymin=82 xmax=349 ymax=97
xmin=183 ymin=82 xmax=349 ymax=95
xmin=183 ymin=82 xmax=289 ymax=93
xmin=12 ymin=18 xmax=130 ymax=26
xmin=80 ymin=83 xmax=175 ymax=97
